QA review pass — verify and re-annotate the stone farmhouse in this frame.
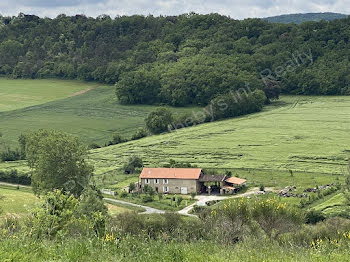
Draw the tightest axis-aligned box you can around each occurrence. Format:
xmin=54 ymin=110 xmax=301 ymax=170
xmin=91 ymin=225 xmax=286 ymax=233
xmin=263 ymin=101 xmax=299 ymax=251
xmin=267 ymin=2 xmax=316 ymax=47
xmin=138 ymin=168 xmax=246 ymax=195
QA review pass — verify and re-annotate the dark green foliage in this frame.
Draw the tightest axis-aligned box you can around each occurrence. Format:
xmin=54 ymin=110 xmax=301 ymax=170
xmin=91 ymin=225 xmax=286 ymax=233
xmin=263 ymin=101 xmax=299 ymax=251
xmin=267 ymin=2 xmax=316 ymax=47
xmin=262 ymin=80 xmax=281 ymax=103
xmin=122 ymin=155 xmax=143 ymax=174
xmin=30 ymin=189 xmax=108 ymax=238
xmin=305 ymin=210 xmax=326 ymax=224
xmin=0 ymin=169 xmax=31 ymax=185
xmin=0 ymin=134 xmax=27 ymax=161
xmin=209 ymin=90 xmax=266 ymax=121
xmin=176 ymin=197 xmax=183 ymax=207
xmin=108 ymin=133 xmax=126 ymax=146
xmin=142 ymin=195 xmax=154 ymax=203
xmin=129 ymin=183 xmax=136 ymax=193
xmin=265 ymin=12 xmax=348 ymax=24
xmin=131 ymin=128 xmax=148 ymax=140
xmin=116 ymin=69 xmax=161 ymax=104
xmin=78 ymin=187 xmax=108 ymax=217
xmin=25 ymin=130 xmax=93 ymax=197
xmin=190 ymin=192 xmax=196 ymax=200
xmin=88 ymin=143 xmax=101 ymax=149
xmin=120 ymin=191 xmax=128 ymax=198
xmin=145 ymin=107 xmax=173 ymax=134
xmin=143 ymin=185 xmax=155 ymax=198
xmin=0 ymin=13 xmax=349 ymax=108
xmin=0 ymin=147 xmax=21 ymax=161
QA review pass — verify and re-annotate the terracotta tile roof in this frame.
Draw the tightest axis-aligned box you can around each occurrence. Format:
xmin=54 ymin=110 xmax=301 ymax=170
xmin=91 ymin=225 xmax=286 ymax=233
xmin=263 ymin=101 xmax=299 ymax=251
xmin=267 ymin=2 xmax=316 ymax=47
xmin=140 ymin=168 xmax=202 ymax=180
xmin=225 ymin=177 xmax=247 ymax=185
xmin=223 ymin=185 xmax=236 ymax=190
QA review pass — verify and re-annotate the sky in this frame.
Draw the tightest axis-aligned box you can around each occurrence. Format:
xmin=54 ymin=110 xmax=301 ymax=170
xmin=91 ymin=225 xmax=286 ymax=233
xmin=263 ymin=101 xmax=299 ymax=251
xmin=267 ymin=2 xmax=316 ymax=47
xmin=0 ymin=0 xmax=349 ymax=19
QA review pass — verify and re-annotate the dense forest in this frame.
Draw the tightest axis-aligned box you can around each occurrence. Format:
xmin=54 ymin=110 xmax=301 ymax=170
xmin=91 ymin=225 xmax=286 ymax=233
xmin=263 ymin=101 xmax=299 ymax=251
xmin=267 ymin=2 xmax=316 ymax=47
xmin=1 ymin=13 xmax=350 ymax=106
xmin=264 ymin=12 xmax=348 ymax=24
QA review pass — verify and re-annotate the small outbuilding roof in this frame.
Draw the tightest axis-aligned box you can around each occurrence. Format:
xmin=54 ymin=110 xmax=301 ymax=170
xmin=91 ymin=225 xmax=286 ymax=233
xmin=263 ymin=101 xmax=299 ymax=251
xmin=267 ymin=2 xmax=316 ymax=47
xmin=223 ymin=185 xmax=236 ymax=191
xmin=225 ymin=177 xmax=247 ymax=185
xmin=140 ymin=168 xmax=202 ymax=180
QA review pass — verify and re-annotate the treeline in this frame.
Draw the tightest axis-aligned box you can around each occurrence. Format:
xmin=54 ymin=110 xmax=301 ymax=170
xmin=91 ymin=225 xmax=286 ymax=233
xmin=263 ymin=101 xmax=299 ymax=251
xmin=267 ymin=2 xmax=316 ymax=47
xmin=0 ymin=169 xmax=31 ymax=185
xmin=264 ymin=12 xmax=348 ymax=24
xmin=1 ymin=13 xmax=350 ymax=106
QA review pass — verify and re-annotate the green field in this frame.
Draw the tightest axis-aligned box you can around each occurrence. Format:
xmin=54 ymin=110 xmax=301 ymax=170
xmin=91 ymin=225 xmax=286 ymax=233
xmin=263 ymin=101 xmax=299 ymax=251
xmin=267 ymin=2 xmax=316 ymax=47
xmin=1 ymin=78 xmax=350 ymax=193
xmin=0 ymin=186 xmax=37 ymax=217
xmin=89 ymin=96 xmax=350 ymax=178
xmin=0 ymin=185 xmax=139 ymax=217
xmin=312 ymin=192 xmax=350 ymax=217
xmin=0 ymin=79 xmax=196 ymax=147
xmin=0 ymin=78 xmax=94 ymax=112
xmin=2 ymin=94 xmax=350 ymax=192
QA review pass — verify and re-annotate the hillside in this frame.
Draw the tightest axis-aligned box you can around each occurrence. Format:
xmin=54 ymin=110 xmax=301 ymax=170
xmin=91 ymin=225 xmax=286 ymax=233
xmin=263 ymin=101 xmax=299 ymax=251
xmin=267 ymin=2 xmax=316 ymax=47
xmin=0 ymin=78 xmax=91 ymax=112
xmin=1 ymin=13 xmax=350 ymax=107
xmin=89 ymin=96 xmax=350 ymax=177
xmin=0 ymin=79 xmax=195 ymax=147
xmin=264 ymin=12 xmax=348 ymax=24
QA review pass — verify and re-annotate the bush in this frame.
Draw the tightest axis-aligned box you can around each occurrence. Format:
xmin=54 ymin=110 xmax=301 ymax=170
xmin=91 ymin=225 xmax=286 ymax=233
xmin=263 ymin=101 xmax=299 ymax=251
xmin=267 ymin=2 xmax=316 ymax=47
xmin=120 ymin=191 xmax=128 ymax=198
xmin=131 ymin=128 xmax=148 ymax=140
xmin=0 ymin=170 xmax=31 ymax=185
xmin=209 ymin=90 xmax=266 ymax=121
xmin=111 ymin=212 xmax=206 ymax=241
xmin=158 ymin=193 xmax=163 ymax=200
xmin=129 ymin=183 xmax=136 ymax=193
xmin=279 ymin=217 xmax=350 ymax=247
xmin=190 ymin=192 xmax=196 ymax=200
xmin=142 ymin=195 xmax=153 ymax=203
xmin=108 ymin=133 xmax=126 ymax=146
xmin=251 ymin=199 xmax=304 ymax=238
xmin=206 ymin=198 xmax=304 ymax=243
xmin=0 ymin=147 xmax=21 ymax=161
xmin=29 ymin=189 xmax=108 ymax=239
xmin=88 ymin=143 xmax=101 ymax=149
xmin=0 ymin=215 xmax=22 ymax=235
xmin=305 ymin=210 xmax=326 ymax=224
xmin=176 ymin=196 xmax=183 ymax=207
xmin=145 ymin=107 xmax=174 ymax=134
xmin=122 ymin=155 xmax=143 ymax=174
xmin=259 ymin=184 xmax=265 ymax=191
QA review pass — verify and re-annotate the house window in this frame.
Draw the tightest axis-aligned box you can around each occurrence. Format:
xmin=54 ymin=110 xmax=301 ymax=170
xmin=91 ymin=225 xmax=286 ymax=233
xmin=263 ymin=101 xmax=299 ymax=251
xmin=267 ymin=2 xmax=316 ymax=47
xmin=154 ymin=179 xmax=159 ymax=184
xmin=163 ymin=179 xmax=168 ymax=184
xmin=163 ymin=186 xmax=169 ymax=193
xmin=145 ymin=179 xmax=150 ymax=184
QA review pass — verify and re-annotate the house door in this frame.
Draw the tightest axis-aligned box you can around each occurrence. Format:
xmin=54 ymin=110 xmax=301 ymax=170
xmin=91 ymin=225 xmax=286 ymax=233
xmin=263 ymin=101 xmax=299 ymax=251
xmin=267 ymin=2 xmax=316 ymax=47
xmin=180 ymin=187 xmax=187 ymax=194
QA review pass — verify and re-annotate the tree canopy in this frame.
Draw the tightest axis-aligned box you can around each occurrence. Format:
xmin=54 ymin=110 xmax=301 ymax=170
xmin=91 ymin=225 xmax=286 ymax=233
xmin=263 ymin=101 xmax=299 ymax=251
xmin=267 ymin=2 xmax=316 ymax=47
xmin=145 ymin=107 xmax=174 ymax=134
xmin=26 ymin=130 xmax=93 ymax=197
xmin=0 ymin=13 xmax=350 ymax=106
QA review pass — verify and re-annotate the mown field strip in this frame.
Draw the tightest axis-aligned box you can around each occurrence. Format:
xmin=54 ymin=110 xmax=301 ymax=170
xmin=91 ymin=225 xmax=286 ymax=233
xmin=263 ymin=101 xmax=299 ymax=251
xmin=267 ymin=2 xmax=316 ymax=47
xmin=90 ymin=96 xmax=350 ymax=175
xmin=0 ymin=79 xmax=196 ymax=147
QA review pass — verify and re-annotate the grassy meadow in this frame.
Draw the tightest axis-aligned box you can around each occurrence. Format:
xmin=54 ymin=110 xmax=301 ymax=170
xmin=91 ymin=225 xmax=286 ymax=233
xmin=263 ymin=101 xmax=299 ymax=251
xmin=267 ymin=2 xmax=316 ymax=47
xmin=1 ymin=237 xmax=349 ymax=262
xmin=312 ymin=192 xmax=350 ymax=217
xmin=0 ymin=78 xmax=93 ymax=112
xmin=0 ymin=78 xmax=197 ymax=147
xmin=1 ymin=87 xmax=350 ymax=193
xmin=0 ymin=186 xmax=37 ymax=217
xmin=0 ymin=185 xmax=139 ymax=218
xmin=89 ymin=96 xmax=350 ymax=178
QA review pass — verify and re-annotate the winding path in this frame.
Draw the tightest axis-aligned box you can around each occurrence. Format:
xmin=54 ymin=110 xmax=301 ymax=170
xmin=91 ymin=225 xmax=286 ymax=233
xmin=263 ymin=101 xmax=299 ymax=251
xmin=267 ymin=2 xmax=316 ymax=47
xmin=105 ymin=187 xmax=274 ymax=217
xmin=104 ymin=198 xmax=165 ymax=214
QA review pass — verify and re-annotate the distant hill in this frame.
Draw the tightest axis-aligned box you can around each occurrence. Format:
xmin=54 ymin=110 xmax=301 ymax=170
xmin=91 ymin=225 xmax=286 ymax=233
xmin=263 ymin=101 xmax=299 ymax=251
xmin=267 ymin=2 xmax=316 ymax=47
xmin=264 ymin=12 xmax=348 ymax=24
